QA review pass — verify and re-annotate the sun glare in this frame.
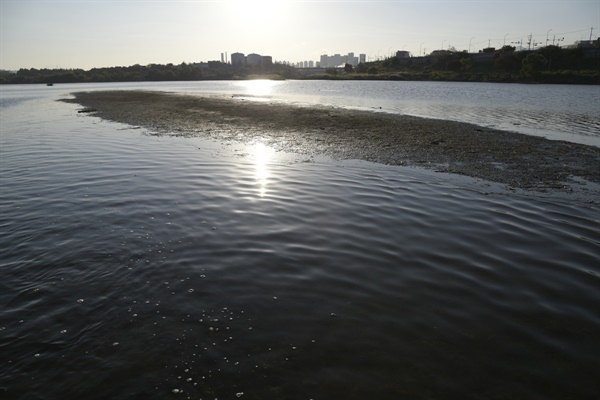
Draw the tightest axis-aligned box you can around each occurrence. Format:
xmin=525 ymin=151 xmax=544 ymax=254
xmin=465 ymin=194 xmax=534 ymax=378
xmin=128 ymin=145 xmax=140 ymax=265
xmin=253 ymin=142 xmax=271 ymax=198
xmin=227 ymin=0 xmax=284 ymax=22
xmin=237 ymin=80 xmax=280 ymax=97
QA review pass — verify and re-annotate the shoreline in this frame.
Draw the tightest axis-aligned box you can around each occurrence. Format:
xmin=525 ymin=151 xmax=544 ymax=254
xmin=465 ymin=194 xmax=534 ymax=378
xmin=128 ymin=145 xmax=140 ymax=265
xmin=63 ymin=90 xmax=600 ymax=193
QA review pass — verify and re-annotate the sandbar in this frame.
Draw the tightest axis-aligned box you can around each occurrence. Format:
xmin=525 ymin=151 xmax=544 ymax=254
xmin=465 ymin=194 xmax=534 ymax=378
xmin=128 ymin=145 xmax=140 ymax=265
xmin=64 ymin=90 xmax=600 ymax=192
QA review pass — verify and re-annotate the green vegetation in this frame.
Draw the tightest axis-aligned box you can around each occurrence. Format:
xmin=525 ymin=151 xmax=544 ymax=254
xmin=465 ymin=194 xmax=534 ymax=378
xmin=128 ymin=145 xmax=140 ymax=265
xmin=0 ymin=62 xmax=299 ymax=84
xmin=1 ymin=44 xmax=598 ymax=85
xmin=310 ymin=44 xmax=600 ymax=84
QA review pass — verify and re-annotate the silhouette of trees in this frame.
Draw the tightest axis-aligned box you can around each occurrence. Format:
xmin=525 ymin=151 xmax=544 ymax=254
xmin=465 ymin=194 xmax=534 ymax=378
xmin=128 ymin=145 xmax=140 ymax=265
xmin=0 ymin=62 xmax=211 ymax=84
xmin=381 ymin=56 xmax=400 ymax=68
xmin=1 ymin=44 xmax=598 ymax=85
xmin=460 ymin=57 xmax=473 ymax=72
xmin=494 ymin=46 xmax=521 ymax=72
xmin=355 ymin=63 xmax=368 ymax=73
xmin=521 ymin=53 xmax=548 ymax=78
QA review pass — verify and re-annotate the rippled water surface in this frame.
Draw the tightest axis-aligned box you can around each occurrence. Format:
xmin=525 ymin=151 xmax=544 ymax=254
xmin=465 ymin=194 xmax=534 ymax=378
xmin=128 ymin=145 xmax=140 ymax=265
xmin=227 ymin=80 xmax=600 ymax=147
xmin=1 ymin=84 xmax=599 ymax=399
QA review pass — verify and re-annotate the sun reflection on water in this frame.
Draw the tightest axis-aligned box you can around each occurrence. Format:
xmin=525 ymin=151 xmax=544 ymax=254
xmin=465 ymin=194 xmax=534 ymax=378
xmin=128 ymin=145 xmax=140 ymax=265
xmin=237 ymin=80 xmax=281 ymax=97
xmin=253 ymin=142 xmax=271 ymax=197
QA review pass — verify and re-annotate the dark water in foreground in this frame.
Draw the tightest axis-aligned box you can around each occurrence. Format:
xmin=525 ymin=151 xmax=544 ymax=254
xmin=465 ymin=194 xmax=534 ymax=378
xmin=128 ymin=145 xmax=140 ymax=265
xmin=1 ymin=85 xmax=599 ymax=399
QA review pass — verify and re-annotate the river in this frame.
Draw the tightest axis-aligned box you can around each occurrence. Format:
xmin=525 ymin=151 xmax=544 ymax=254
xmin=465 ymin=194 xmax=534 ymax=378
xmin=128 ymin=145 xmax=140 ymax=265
xmin=1 ymin=81 xmax=599 ymax=399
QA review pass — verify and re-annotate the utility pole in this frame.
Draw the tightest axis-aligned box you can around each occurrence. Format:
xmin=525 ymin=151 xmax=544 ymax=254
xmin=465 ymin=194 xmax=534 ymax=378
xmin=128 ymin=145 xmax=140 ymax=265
xmin=553 ymin=36 xmax=564 ymax=47
xmin=590 ymin=26 xmax=594 ymax=41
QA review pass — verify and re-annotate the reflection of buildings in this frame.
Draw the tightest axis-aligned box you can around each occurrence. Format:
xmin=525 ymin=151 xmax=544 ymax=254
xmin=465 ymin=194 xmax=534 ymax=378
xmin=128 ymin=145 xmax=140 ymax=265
xmin=230 ymin=52 xmax=273 ymax=66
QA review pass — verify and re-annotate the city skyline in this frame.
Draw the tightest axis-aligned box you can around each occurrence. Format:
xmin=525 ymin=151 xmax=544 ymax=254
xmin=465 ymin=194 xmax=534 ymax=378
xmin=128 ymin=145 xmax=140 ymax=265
xmin=1 ymin=0 xmax=597 ymax=71
xmin=220 ymin=31 xmax=592 ymax=70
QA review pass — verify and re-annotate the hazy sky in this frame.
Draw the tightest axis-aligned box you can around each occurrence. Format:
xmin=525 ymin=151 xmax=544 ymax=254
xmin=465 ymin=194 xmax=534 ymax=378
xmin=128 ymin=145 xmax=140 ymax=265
xmin=1 ymin=0 xmax=598 ymax=70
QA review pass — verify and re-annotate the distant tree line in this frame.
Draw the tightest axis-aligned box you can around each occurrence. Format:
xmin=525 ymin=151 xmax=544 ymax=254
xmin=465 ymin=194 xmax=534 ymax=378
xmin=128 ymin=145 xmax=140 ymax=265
xmin=0 ymin=62 xmax=300 ymax=84
xmin=1 ymin=45 xmax=598 ymax=85
xmin=340 ymin=45 xmax=599 ymax=84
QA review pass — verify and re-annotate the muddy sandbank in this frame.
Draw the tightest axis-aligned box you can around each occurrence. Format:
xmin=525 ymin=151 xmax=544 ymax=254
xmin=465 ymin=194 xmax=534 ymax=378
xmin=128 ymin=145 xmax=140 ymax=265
xmin=63 ymin=90 xmax=600 ymax=192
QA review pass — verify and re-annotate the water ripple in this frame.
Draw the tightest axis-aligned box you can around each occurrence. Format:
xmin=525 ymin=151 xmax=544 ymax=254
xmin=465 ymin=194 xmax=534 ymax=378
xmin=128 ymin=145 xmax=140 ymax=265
xmin=1 ymin=85 xmax=599 ymax=400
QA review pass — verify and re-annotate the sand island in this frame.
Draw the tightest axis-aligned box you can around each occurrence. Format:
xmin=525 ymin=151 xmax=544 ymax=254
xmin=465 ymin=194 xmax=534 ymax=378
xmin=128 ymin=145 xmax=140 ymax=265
xmin=64 ymin=90 xmax=600 ymax=193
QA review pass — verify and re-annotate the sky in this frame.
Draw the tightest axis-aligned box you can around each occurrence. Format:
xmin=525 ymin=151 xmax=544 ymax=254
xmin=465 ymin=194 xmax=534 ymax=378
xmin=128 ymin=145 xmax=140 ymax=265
xmin=0 ymin=0 xmax=598 ymax=70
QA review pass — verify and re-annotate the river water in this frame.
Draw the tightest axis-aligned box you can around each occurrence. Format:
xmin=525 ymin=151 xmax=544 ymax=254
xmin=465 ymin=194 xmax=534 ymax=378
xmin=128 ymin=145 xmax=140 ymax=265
xmin=1 ymin=82 xmax=599 ymax=399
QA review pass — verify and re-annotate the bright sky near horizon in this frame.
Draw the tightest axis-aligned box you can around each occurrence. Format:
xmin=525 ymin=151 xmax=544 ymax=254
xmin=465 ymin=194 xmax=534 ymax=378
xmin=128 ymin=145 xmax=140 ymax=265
xmin=0 ymin=0 xmax=598 ymax=70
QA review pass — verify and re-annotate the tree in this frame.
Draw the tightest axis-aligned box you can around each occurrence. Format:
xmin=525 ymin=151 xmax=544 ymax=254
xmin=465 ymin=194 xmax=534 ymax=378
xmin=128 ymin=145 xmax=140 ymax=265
xmin=460 ymin=57 xmax=473 ymax=72
xmin=499 ymin=45 xmax=516 ymax=53
xmin=537 ymin=45 xmax=563 ymax=70
xmin=355 ymin=63 xmax=368 ymax=73
xmin=493 ymin=45 xmax=519 ymax=72
xmin=381 ymin=56 xmax=399 ymax=68
xmin=343 ymin=63 xmax=354 ymax=73
xmin=521 ymin=53 xmax=548 ymax=78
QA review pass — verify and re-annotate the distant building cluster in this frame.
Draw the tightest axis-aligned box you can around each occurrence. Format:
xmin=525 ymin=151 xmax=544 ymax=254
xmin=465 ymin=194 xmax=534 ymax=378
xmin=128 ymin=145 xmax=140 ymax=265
xmin=230 ymin=52 xmax=273 ymax=66
xmin=285 ymin=52 xmax=367 ymax=69
xmin=289 ymin=60 xmax=315 ymax=69
xmin=208 ymin=50 xmax=372 ymax=70
xmin=204 ymin=39 xmax=598 ymax=72
xmin=319 ymin=52 xmax=365 ymax=68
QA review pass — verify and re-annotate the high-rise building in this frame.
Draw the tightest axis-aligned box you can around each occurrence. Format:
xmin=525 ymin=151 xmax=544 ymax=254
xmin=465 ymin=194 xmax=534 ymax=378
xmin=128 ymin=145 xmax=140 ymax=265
xmin=333 ymin=54 xmax=342 ymax=67
xmin=359 ymin=54 xmax=366 ymax=64
xmin=231 ymin=52 xmax=245 ymax=65
xmin=246 ymin=53 xmax=262 ymax=65
xmin=347 ymin=52 xmax=355 ymax=66
xmin=320 ymin=54 xmax=328 ymax=68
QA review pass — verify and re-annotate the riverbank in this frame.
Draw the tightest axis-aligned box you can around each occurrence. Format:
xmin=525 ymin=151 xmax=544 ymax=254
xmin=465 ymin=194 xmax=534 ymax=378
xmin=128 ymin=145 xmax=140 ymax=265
xmin=305 ymin=70 xmax=600 ymax=85
xmin=63 ymin=90 xmax=600 ymax=193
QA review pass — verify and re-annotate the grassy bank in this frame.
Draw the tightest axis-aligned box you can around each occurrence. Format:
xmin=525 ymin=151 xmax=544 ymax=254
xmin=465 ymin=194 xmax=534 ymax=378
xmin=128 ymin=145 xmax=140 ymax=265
xmin=307 ymin=70 xmax=600 ymax=84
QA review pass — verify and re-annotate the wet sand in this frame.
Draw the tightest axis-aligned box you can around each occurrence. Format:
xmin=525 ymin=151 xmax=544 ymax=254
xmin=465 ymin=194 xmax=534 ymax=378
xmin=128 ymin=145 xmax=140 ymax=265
xmin=64 ymin=90 xmax=600 ymax=192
